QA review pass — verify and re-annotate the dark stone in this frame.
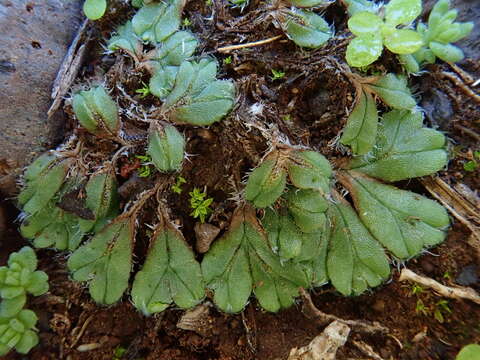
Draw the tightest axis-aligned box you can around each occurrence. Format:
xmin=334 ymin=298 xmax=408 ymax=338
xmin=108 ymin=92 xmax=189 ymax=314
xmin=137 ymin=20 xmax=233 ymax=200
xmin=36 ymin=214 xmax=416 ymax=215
xmin=420 ymin=258 xmax=435 ymax=274
xmin=308 ymin=89 xmax=330 ymax=118
xmin=456 ymin=264 xmax=478 ymax=286
xmin=421 ymin=88 xmax=454 ymax=130
xmin=0 ymin=0 xmax=83 ymax=197
xmin=118 ymin=173 xmax=155 ymax=201
xmin=0 ymin=59 xmax=15 ymax=73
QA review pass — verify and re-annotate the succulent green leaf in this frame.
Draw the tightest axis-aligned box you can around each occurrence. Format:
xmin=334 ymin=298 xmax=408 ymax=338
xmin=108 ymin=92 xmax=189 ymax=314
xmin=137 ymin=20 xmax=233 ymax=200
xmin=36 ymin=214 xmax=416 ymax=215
xmin=348 ymin=12 xmax=383 ymax=36
xmin=413 ymin=0 xmax=474 ymax=67
xmin=0 ymin=310 xmax=39 ymax=356
xmin=342 ymin=172 xmax=450 ymax=259
xmin=340 ymin=90 xmax=378 ymax=155
xmin=153 ymin=31 xmax=197 ymax=66
xmin=444 ymin=22 xmax=473 ymax=43
xmin=284 ymin=188 xmax=328 ymax=233
xmin=367 ymin=73 xmax=416 ymax=110
xmin=202 ymin=207 xmax=308 ymax=313
xmin=245 ymin=158 xmax=287 ymax=208
xmin=428 ymin=0 xmax=450 ymax=30
xmin=7 ymin=248 xmax=37 ymax=274
xmin=83 ymin=0 xmax=107 ymax=20
xmin=107 ymin=21 xmax=143 ymax=59
xmin=0 ymin=295 xmax=26 ymax=319
xmin=327 ymin=202 xmax=390 ymax=296
xmin=345 ymin=35 xmax=383 ymax=67
xmin=348 ymin=110 xmax=448 ymax=182
xmin=429 ymin=42 xmax=464 ymax=62
xmin=456 ymin=344 xmax=480 ymax=360
xmin=385 ymin=0 xmax=422 ymax=26
xmin=344 ymin=0 xmax=378 ymax=16
xmin=0 ymin=247 xmax=48 ymax=317
xmin=287 ymin=150 xmax=332 ymax=193
xmin=131 ymin=223 xmax=204 ymax=315
xmin=67 ymin=218 xmax=133 ymax=305
xmin=72 ymin=86 xmax=119 ymax=135
xmin=383 ymin=29 xmax=423 ymax=54
xmin=398 ymin=53 xmax=420 ymax=73
xmin=132 ymin=1 xmax=182 ymax=43
xmin=147 ymin=124 xmax=185 ymax=172
xmin=283 ymin=9 xmax=332 ymax=49
xmin=24 ymin=271 xmax=49 ymax=297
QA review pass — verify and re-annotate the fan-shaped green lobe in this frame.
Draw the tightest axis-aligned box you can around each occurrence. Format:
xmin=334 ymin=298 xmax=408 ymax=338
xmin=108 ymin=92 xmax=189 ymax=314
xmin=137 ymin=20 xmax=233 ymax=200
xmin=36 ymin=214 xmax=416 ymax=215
xmin=367 ymin=74 xmax=416 ymax=110
xmin=326 ymin=202 xmax=390 ymax=296
xmin=348 ymin=110 xmax=447 ymax=182
xmin=147 ymin=125 xmax=185 ymax=172
xmin=287 ymin=150 xmax=332 ymax=193
xmin=385 ymin=0 xmax=422 ymax=27
xmin=283 ymin=9 xmax=332 ymax=49
xmin=107 ymin=21 xmax=142 ymax=59
xmin=202 ymin=207 xmax=308 ymax=313
xmin=131 ymin=224 xmax=204 ymax=315
xmin=345 ymin=35 xmax=383 ymax=67
xmin=342 ymin=172 xmax=450 ymax=259
xmin=245 ymin=159 xmax=287 ymax=208
xmin=340 ymin=90 xmax=378 ymax=155
xmin=285 ymin=188 xmax=328 ymax=233
xmin=132 ymin=1 xmax=182 ymax=43
xmin=67 ymin=218 xmax=133 ymax=305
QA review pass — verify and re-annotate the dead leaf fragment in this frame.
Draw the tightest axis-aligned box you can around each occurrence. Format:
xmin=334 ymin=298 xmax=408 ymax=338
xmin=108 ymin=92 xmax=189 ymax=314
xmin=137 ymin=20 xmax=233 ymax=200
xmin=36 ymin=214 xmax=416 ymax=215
xmin=194 ymin=222 xmax=220 ymax=253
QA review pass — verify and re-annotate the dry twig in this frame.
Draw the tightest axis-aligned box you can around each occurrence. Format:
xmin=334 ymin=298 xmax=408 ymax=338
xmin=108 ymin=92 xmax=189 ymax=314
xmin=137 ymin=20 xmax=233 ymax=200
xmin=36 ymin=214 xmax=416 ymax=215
xmin=300 ymin=288 xmax=389 ymax=335
xmin=440 ymin=71 xmax=480 ymax=103
xmin=48 ymin=19 xmax=90 ymax=117
xmin=352 ymin=340 xmax=385 ymax=360
xmin=217 ymin=35 xmax=283 ymax=53
xmin=421 ymin=177 xmax=480 ymax=244
xmin=399 ymin=268 xmax=480 ymax=305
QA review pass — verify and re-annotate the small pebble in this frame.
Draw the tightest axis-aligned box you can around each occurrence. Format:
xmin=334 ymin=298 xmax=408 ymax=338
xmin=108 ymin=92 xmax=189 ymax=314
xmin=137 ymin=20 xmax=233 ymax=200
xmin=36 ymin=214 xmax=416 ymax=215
xmin=456 ymin=264 xmax=478 ymax=286
xmin=371 ymin=299 xmax=385 ymax=312
xmin=420 ymin=259 xmax=435 ymax=274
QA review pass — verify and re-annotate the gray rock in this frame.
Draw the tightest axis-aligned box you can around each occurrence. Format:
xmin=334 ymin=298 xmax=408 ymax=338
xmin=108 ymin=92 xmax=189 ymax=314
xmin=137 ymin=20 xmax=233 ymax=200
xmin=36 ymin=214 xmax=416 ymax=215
xmin=0 ymin=0 xmax=82 ymax=197
xmin=421 ymin=88 xmax=454 ymax=130
xmin=456 ymin=264 xmax=478 ymax=286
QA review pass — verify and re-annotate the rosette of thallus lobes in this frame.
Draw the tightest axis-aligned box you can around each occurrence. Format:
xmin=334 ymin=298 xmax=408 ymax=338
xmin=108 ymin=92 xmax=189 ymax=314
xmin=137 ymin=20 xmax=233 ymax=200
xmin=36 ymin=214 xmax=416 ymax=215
xmin=204 ymin=111 xmax=449 ymax=312
xmin=17 ymin=0 xmax=451 ymax=318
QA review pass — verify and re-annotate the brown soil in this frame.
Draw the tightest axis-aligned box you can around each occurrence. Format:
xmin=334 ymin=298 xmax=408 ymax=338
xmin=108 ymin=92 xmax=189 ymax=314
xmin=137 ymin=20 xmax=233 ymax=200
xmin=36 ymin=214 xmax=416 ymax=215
xmin=3 ymin=0 xmax=480 ymax=359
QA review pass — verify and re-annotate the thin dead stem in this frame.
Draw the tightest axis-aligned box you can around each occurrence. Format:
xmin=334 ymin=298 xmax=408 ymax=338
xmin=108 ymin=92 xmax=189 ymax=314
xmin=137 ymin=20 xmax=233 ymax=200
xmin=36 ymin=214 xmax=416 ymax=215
xmin=217 ymin=35 xmax=284 ymax=53
xmin=399 ymin=268 xmax=480 ymax=305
